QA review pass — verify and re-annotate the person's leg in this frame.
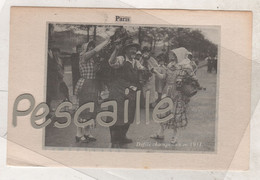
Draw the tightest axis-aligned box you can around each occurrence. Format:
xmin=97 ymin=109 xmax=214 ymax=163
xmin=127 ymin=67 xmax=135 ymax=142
xmin=123 ymin=124 xmax=130 ymax=137
xmin=65 ymin=85 xmax=70 ymax=102
xmin=209 ymin=64 xmax=212 ymax=73
xmin=110 ymin=126 xmax=121 ymax=148
xmin=83 ymin=119 xmax=96 ymax=141
xmin=120 ymin=124 xmax=133 ymax=144
xmin=72 ymin=73 xmax=76 ymax=95
xmin=150 ymin=100 xmax=170 ymax=139
xmin=75 ymin=126 xmax=83 ymax=142
xmin=120 ymin=92 xmax=136 ymax=143
xmin=150 ymin=123 xmax=165 ymax=139
xmin=109 ymin=126 xmax=118 ymax=143
xmin=84 ymin=126 xmax=90 ymax=136
xmin=109 ymin=126 xmax=114 ymax=143
xmin=157 ymin=92 xmax=162 ymax=102
xmin=80 ymin=81 xmax=98 ymax=141
xmin=82 ymin=112 xmax=97 ymax=141
xmin=75 ymin=94 xmax=84 ymax=143
xmin=75 ymin=117 xmax=91 ymax=143
xmin=171 ymin=127 xmax=178 ymax=144
xmin=60 ymin=81 xmax=70 ymax=102
xmin=76 ymin=85 xmax=92 ymax=143
xmin=158 ymin=123 xmax=165 ymax=136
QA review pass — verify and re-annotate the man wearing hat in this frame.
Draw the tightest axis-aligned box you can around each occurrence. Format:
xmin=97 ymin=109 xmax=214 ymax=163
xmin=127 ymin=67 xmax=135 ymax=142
xmin=108 ymin=38 xmax=144 ymax=147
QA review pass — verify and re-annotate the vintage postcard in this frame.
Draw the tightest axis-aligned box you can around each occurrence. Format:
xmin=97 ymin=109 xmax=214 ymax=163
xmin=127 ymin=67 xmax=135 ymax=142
xmin=7 ymin=7 xmax=251 ymax=170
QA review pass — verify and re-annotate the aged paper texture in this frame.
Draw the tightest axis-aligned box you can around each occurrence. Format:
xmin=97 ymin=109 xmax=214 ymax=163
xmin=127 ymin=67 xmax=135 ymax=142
xmin=7 ymin=7 xmax=251 ymax=170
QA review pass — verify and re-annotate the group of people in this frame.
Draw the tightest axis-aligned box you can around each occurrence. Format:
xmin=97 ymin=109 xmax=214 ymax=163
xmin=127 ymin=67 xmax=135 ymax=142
xmin=67 ymin=34 xmax=201 ymax=148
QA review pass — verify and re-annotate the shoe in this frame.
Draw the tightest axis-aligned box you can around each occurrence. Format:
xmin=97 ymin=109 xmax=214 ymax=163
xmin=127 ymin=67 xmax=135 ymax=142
xmin=75 ymin=136 xmax=90 ymax=143
xmin=84 ymin=135 xmax=97 ymax=142
xmin=111 ymin=143 xmax=120 ymax=148
xmin=120 ymin=137 xmax=133 ymax=144
xmin=75 ymin=136 xmax=81 ymax=143
xmin=80 ymin=136 xmax=90 ymax=143
xmin=150 ymin=134 xmax=164 ymax=139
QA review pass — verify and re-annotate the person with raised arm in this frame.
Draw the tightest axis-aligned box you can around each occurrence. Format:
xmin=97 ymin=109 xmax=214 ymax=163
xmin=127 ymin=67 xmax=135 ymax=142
xmin=108 ymin=38 xmax=145 ymax=148
xmin=74 ymin=38 xmax=110 ymax=143
xmin=150 ymin=47 xmax=201 ymax=144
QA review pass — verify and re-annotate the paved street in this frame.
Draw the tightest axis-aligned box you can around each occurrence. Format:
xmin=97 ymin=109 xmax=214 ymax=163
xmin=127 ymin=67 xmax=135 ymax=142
xmin=45 ymin=65 xmax=217 ymax=152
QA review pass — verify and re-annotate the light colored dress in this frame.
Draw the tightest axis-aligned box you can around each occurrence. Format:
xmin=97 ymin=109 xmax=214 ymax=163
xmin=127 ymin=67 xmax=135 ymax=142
xmin=156 ymin=47 xmax=198 ymax=129
xmin=160 ymin=65 xmax=189 ymax=129
xmin=155 ymin=64 xmax=167 ymax=94
xmin=140 ymin=56 xmax=159 ymax=104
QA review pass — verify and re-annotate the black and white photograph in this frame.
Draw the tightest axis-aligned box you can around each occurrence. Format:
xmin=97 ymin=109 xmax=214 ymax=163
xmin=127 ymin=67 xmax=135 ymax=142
xmin=45 ymin=23 xmax=219 ymax=152
xmin=3 ymin=4 xmax=255 ymax=179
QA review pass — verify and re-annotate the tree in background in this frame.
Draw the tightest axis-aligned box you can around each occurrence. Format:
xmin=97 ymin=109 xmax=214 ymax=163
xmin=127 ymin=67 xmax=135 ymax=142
xmin=137 ymin=26 xmax=218 ymax=60
xmin=168 ymin=28 xmax=218 ymax=59
xmin=51 ymin=24 xmax=218 ymax=60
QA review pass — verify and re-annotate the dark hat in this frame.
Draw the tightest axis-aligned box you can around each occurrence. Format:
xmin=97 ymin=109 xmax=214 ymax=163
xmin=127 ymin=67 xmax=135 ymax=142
xmin=156 ymin=53 xmax=166 ymax=62
xmin=122 ymin=38 xmax=140 ymax=52
xmin=142 ymin=46 xmax=151 ymax=53
xmin=162 ymin=48 xmax=167 ymax=52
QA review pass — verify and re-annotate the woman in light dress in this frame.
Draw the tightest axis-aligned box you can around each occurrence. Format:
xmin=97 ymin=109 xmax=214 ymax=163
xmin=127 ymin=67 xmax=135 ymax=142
xmin=150 ymin=47 xmax=199 ymax=144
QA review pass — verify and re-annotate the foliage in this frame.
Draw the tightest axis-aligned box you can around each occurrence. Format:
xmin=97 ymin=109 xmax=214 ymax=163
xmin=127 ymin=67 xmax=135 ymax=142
xmin=139 ymin=27 xmax=218 ymax=57
xmin=50 ymin=24 xmax=218 ymax=58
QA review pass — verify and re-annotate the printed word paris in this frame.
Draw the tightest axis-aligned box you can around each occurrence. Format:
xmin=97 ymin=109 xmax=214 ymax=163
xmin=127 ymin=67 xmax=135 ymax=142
xmin=115 ymin=15 xmax=130 ymax=22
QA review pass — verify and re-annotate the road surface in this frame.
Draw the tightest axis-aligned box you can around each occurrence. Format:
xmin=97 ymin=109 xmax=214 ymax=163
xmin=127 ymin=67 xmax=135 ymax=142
xmin=45 ymin=65 xmax=217 ymax=152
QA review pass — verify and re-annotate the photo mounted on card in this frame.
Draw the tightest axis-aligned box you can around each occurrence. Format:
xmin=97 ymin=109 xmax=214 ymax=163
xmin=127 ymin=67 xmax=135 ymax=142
xmin=7 ymin=7 xmax=252 ymax=170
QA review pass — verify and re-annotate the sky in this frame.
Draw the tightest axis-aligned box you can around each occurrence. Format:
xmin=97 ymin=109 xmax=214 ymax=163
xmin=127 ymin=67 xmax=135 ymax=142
xmin=200 ymin=27 xmax=220 ymax=45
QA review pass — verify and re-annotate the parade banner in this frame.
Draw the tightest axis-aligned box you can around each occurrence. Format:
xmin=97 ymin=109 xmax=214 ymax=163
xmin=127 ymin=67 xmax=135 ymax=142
xmin=7 ymin=7 xmax=251 ymax=170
